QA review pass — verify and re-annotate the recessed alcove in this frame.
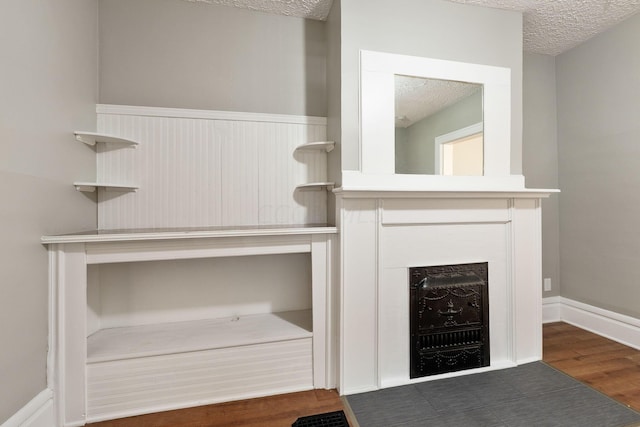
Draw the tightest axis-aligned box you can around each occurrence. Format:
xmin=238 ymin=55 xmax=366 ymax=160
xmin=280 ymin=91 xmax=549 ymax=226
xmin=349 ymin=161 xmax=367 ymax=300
xmin=87 ymin=254 xmax=312 ymax=332
xmin=83 ymin=253 xmax=315 ymax=420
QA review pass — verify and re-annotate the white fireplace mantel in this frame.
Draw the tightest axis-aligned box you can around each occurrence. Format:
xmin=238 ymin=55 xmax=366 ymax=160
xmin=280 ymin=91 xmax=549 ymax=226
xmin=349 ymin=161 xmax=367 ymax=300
xmin=335 ymin=187 xmax=556 ymax=395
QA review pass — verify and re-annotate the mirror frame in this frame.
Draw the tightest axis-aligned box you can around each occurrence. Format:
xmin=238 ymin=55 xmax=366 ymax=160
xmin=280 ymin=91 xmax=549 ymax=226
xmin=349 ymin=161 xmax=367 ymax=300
xmin=359 ymin=50 xmax=511 ymax=180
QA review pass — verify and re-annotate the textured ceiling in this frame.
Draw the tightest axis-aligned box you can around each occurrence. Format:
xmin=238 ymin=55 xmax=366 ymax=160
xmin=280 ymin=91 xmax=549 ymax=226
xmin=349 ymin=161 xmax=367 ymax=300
xmin=185 ymin=0 xmax=640 ymax=56
xmin=446 ymin=0 xmax=640 ymax=55
xmin=183 ymin=0 xmax=332 ymax=21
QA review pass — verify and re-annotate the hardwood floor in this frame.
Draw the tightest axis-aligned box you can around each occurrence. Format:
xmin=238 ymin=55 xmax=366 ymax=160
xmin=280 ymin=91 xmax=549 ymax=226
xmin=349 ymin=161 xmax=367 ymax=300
xmin=87 ymin=389 xmax=349 ymax=427
xmin=89 ymin=322 xmax=640 ymax=426
xmin=543 ymin=322 xmax=640 ymax=412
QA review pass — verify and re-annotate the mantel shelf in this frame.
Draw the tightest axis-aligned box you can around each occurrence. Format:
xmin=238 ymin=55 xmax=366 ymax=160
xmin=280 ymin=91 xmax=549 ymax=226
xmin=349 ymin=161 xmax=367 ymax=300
xmin=295 ymin=141 xmax=335 ymax=153
xmin=295 ymin=182 xmax=335 ymax=192
xmin=73 ymin=182 xmax=139 ymax=193
xmin=74 ymin=131 xmax=139 ymax=147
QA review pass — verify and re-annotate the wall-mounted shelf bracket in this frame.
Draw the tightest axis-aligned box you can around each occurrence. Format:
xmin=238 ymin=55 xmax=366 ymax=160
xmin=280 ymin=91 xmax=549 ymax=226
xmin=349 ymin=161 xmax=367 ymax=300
xmin=74 ymin=131 xmax=139 ymax=147
xmin=295 ymin=141 xmax=335 ymax=153
xmin=73 ymin=182 xmax=139 ymax=193
xmin=295 ymin=182 xmax=335 ymax=192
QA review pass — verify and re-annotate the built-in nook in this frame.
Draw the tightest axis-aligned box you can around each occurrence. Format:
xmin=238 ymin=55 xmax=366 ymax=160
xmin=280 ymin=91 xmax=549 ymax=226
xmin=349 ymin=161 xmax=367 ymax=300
xmin=84 ymin=254 xmax=314 ymax=420
xmin=43 ymin=225 xmax=336 ymax=425
xmin=409 ymin=262 xmax=490 ymax=378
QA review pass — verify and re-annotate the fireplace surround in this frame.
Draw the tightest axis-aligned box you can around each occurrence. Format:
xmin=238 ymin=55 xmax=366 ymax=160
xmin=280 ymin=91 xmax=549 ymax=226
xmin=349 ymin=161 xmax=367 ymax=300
xmin=336 ymin=191 xmax=551 ymax=394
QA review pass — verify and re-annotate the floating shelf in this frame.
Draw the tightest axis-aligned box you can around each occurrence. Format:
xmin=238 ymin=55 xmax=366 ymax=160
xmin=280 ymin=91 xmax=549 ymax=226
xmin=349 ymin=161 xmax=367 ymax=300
xmin=295 ymin=182 xmax=335 ymax=191
xmin=73 ymin=182 xmax=139 ymax=193
xmin=295 ymin=141 xmax=335 ymax=153
xmin=74 ymin=131 xmax=139 ymax=147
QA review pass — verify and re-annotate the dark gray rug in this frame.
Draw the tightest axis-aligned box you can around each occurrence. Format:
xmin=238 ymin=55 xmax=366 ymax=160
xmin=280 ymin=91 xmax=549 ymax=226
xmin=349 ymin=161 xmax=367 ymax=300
xmin=346 ymin=362 xmax=640 ymax=427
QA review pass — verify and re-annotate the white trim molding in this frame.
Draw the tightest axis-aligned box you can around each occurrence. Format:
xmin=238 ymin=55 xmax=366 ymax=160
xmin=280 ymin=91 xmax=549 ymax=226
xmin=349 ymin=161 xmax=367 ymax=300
xmin=542 ymin=296 xmax=562 ymax=324
xmin=542 ymin=296 xmax=640 ymax=350
xmin=96 ymin=104 xmax=327 ymax=125
xmin=434 ymin=122 xmax=483 ymax=175
xmin=359 ymin=50 xmax=511 ymax=177
xmin=1 ymin=389 xmax=54 ymax=427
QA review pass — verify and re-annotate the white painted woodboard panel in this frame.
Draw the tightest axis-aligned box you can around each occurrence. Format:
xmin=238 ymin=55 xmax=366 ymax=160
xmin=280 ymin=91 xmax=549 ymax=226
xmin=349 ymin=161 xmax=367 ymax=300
xmin=381 ymin=198 xmax=510 ymax=225
xmin=96 ymin=109 xmax=328 ymax=230
xmin=219 ymin=120 xmax=260 ymax=226
xmin=339 ymin=198 xmax=379 ymax=394
xmin=311 ymin=235 xmax=328 ymax=388
xmin=84 ymin=235 xmax=312 ymax=264
xmin=86 ymin=339 xmax=313 ymax=422
xmin=57 ymin=245 xmax=88 ymax=427
xmin=511 ymin=199 xmax=543 ymax=363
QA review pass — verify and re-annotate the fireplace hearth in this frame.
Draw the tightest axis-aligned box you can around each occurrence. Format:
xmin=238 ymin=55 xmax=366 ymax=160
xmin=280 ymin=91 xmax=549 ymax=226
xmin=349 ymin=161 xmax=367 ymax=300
xmin=409 ymin=262 xmax=490 ymax=378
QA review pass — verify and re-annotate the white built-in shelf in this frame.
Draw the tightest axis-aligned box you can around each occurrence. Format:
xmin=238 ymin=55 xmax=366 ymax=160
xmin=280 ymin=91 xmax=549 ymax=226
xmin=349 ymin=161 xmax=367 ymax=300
xmin=73 ymin=182 xmax=139 ymax=193
xmin=87 ymin=310 xmax=312 ymax=363
xmin=294 ymin=142 xmax=334 ymax=193
xmin=295 ymin=141 xmax=335 ymax=153
xmin=295 ymin=182 xmax=335 ymax=192
xmin=74 ymin=131 xmax=139 ymax=147
xmin=41 ymin=224 xmax=337 ymax=244
xmin=73 ymin=132 xmax=139 ymax=194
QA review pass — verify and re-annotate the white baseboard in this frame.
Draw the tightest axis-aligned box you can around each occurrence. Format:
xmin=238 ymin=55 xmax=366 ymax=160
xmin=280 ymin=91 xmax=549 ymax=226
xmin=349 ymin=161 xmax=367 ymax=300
xmin=542 ymin=296 xmax=640 ymax=350
xmin=542 ymin=296 xmax=562 ymax=323
xmin=1 ymin=389 xmax=54 ymax=427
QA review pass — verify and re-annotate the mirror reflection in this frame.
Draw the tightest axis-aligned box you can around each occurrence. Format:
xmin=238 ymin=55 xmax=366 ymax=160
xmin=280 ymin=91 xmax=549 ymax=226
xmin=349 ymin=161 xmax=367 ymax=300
xmin=394 ymin=75 xmax=483 ymax=175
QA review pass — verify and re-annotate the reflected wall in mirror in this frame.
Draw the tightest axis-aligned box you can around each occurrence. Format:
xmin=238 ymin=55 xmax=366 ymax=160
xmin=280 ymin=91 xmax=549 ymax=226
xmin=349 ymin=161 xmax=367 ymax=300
xmin=394 ymin=75 xmax=483 ymax=175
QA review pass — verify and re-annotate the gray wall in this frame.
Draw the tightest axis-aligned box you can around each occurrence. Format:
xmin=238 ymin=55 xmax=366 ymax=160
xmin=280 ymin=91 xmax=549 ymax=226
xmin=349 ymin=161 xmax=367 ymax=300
xmin=338 ymin=0 xmax=523 ymax=174
xmin=99 ymin=0 xmax=327 ymax=117
xmin=523 ymin=52 xmax=560 ymax=297
xmin=0 ymin=0 xmax=98 ymax=422
xmin=556 ymin=12 xmax=640 ymax=318
xmin=398 ymin=90 xmax=483 ymax=175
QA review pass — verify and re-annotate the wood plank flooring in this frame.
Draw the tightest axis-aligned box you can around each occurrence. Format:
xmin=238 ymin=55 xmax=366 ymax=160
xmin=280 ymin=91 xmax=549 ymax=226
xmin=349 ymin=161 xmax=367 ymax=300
xmin=543 ymin=322 xmax=640 ymax=412
xmin=89 ymin=322 xmax=640 ymax=426
xmin=87 ymin=389 xmax=348 ymax=427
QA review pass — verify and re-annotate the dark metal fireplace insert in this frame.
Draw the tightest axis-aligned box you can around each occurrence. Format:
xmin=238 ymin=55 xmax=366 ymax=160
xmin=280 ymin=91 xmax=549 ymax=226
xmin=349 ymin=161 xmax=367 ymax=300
xmin=410 ymin=262 xmax=489 ymax=378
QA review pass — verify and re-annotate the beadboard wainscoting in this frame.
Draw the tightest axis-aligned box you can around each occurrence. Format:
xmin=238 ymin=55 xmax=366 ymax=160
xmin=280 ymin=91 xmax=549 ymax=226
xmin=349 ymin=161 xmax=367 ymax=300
xmin=95 ymin=105 xmax=330 ymax=229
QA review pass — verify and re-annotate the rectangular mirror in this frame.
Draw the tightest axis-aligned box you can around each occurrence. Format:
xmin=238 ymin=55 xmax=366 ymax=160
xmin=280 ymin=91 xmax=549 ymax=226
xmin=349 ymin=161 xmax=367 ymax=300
xmin=394 ymin=75 xmax=483 ymax=175
xmin=358 ymin=50 xmax=513 ymax=187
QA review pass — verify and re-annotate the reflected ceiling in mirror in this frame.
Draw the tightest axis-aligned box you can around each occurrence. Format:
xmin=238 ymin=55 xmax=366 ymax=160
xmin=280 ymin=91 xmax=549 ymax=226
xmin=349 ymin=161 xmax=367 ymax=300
xmin=394 ymin=75 xmax=483 ymax=175
xmin=394 ymin=75 xmax=482 ymax=128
